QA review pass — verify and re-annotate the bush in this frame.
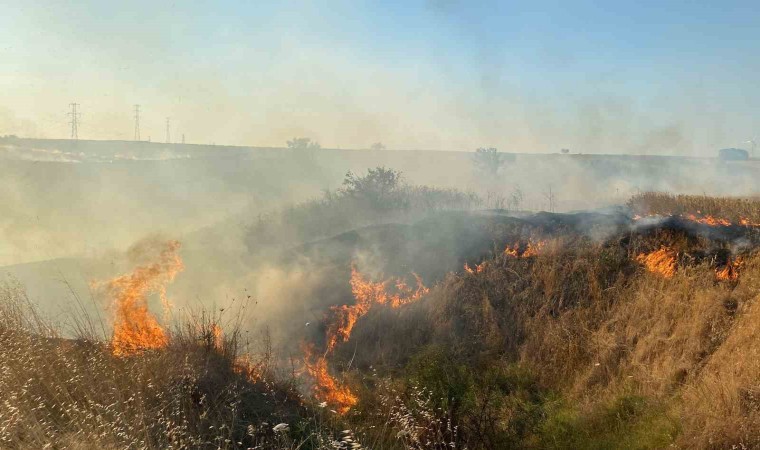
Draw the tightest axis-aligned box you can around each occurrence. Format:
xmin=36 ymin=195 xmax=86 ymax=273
xmin=246 ymin=167 xmax=481 ymax=250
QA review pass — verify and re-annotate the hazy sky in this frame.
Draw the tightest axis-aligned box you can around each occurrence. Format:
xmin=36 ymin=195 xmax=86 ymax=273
xmin=2 ymin=0 xmax=759 ymax=154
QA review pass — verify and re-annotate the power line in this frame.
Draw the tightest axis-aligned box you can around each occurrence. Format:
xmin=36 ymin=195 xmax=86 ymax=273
xmin=133 ymin=105 xmax=141 ymax=141
xmin=68 ymin=103 xmax=80 ymax=140
xmin=165 ymin=117 xmax=171 ymax=144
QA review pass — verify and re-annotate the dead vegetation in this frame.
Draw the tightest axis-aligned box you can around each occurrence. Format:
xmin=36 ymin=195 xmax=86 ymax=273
xmin=0 ymin=279 xmax=330 ymax=449
xmin=331 ymin=205 xmax=760 ymax=448
xmin=629 ymin=192 xmax=760 ymax=224
xmin=5 ymin=191 xmax=760 ymax=449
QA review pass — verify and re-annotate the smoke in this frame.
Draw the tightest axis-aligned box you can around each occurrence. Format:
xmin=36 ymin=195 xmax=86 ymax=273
xmin=0 ymin=108 xmax=42 ymax=139
xmin=5 ymin=2 xmax=758 ymax=154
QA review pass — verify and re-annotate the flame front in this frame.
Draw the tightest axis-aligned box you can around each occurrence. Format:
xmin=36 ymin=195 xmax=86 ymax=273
xmin=636 ymin=247 xmax=677 ymax=278
xmin=504 ymin=239 xmax=547 ymax=258
xmin=303 ymin=345 xmax=358 ymax=414
xmin=633 ymin=213 xmax=760 ymax=227
xmin=522 ymin=240 xmax=546 ymax=257
xmin=325 ymin=266 xmax=428 ymax=353
xmin=716 ymin=257 xmax=743 ymax=281
xmin=100 ymin=240 xmax=183 ymax=356
xmin=308 ymin=265 xmax=428 ymax=414
xmin=465 ymin=240 xmax=547 ymax=274
xmin=504 ymin=244 xmax=520 ymax=258
xmin=684 ymin=213 xmax=732 ymax=227
xmin=464 ymin=261 xmax=486 ymax=274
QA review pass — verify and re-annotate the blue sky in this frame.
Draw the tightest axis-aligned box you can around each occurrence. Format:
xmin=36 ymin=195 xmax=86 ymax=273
xmin=1 ymin=0 xmax=759 ymax=154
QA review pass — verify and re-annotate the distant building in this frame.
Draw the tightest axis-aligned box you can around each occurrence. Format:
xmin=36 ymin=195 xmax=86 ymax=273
xmin=718 ymin=148 xmax=749 ymax=161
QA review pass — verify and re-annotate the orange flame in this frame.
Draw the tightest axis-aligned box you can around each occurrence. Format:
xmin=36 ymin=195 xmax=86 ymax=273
xmin=464 ymin=240 xmax=547 ymax=275
xmin=464 ymin=261 xmax=487 ymax=274
xmin=303 ymin=345 xmax=357 ymax=414
xmin=684 ymin=213 xmax=732 ymax=227
xmin=233 ymin=353 xmax=264 ymax=383
xmin=503 ymin=239 xmax=546 ymax=258
xmin=716 ymin=257 xmax=743 ymax=281
xmin=201 ymin=322 xmax=263 ymax=382
xmin=504 ymin=244 xmax=520 ymax=258
xmin=325 ymin=266 xmax=428 ymax=352
xmin=207 ymin=323 xmax=223 ymax=351
xmin=739 ymin=218 xmax=760 ymax=227
xmin=99 ymin=240 xmax=183 ymax=356
xmin=306 ymin=266 xmax=427 ymax=414
xmin=522 ymin=240 xmax=546 ymax=257
xmin=634 ymin=213 xmax=760 ymax=227
xmin=636 ymin=247 xmax=677 ymax=278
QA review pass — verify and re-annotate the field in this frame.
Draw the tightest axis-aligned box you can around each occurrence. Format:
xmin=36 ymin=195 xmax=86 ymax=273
xmin=3 ymin=161 xmax=760 ymax=448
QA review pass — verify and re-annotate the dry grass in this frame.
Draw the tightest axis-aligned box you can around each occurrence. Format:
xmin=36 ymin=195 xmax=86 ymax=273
xmin=628 ymin=192 xmax=760 ymax=222
xmin=8 ymin=191 xmax=760 ymax=449
xmin=0 ymin=279 xmax=333 ymax=450
xmin=334 ymin=212 xmax=760 ymax=448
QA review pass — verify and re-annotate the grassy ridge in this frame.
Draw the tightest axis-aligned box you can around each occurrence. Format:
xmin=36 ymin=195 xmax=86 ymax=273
xmin=337 ymin=220 xmax=760 ymax=448
xmin=4 ymin=190 xmax=760 ymax=448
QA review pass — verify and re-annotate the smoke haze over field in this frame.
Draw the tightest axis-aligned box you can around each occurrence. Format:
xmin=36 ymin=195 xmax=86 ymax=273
xmin=2 ymin=0 xmax=760 ymax=371
xmin=3 ymin=1 xmax=760 ymax=154
xmin=8 ymin=3 xmax=760 ymax=447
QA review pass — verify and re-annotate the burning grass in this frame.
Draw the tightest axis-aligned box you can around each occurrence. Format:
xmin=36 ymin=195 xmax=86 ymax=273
xmin=7 ymin=192 xmax=760 ymax=449
xmin=325 ymin=210 xmax=760 ymax=448
xmin=629 ymin=192 xmax=760 ymax=226
xmin=326 ymin=266 xmax=428 ymax=354
xmin=303 ymin=346 xmax=358 ymax=414
xmin=636 ymin=246 xmax=678 ymax=278
xmin=0 ymin=283 xmax=318 ymax=449
xmin=92 ymin=239 xmax=183 ymax=356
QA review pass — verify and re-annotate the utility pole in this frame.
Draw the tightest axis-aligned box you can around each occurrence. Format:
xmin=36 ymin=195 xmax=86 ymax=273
xmin=68 ymin=103 xmax=80 ymax=140
xmin=182 ymin=133 xmax=185 ymax=144
xmin=165 ymin=117 xmax=171 ymax=143
xmin=133 ymin=105 xmax=141 ymax=141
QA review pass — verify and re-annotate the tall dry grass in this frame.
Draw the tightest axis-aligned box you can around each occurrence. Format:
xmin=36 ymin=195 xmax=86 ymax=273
xmin=628 ymin=192 xmax=760 ymax=222
xmin=0 ymin=279 xmax=335 ymax=450
xmin=336 ymin=217 xmax=760 ymax=448
xmin=7 ymin=190 xmax=760 ymax=449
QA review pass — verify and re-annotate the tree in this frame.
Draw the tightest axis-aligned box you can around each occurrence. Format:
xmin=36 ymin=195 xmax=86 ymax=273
xmin=370 ymin=142 xmax=386 ymax=151
xmin=472 ymin=147 xmax=505 ymax=178
xmin=341 ymin=167 xmax=404 ymax=209
xmin=508 ymin=185 xmax=524 ymax=212
xmin=286 ymin=137 xmax=321 ymax=151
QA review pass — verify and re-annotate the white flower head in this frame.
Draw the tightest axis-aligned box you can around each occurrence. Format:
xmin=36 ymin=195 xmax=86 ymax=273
xmin=272 ymin=423 xmax=289 ymax=433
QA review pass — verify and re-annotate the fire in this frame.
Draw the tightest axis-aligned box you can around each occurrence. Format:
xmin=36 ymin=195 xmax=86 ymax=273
xmin=233 ymin=353 xmax=264 ymax=383
xmin=208 ymin=323 xmax=223 ymax=351
xmin=303 ymin=346 xmax=357 ymax=414
xmin=198 ymin=322 xmax=264 ymax=382
xmin=464 ymin=261 xmax=487 ymax=274
xmin=522 ymin=240 xmax=546 ymax=257
xmin=325 ymin=266 xmax=428 ymax=352
xmin=98 ymin=240 xmax=184 ymax=357
xmin=636 ymin=247 xmax=677 ymax=278
xmin=684 ymin=214 xmax=732 ymax=227
xmin=634 ymin=213 xmax=760 ymax=227
xmin=307 ymin=265 xmax=427 ymax=413
xmin=463 ymin=240 xmax=547 ymax=275
xmin=739 ymin=218 xmax=760 ymax=227
xmin=503 ymin=239 xmax=547 ymax=258
xmin=716 ymin=257 xmax=744 ymax=281
xmin=504 ymin=244 xmax=520 ymax=258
